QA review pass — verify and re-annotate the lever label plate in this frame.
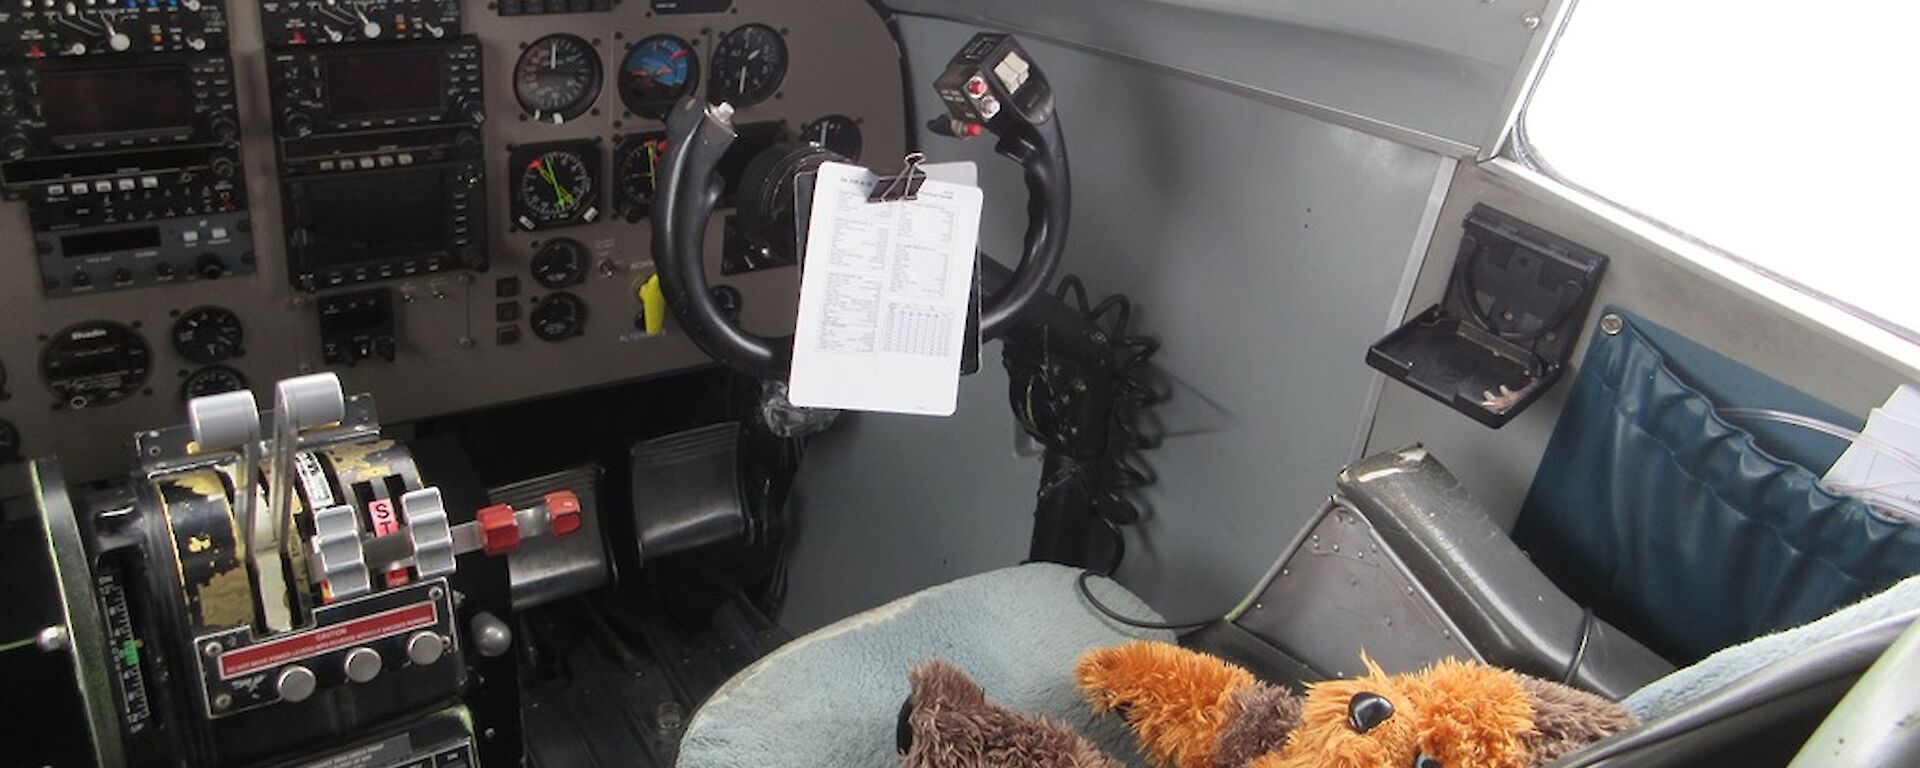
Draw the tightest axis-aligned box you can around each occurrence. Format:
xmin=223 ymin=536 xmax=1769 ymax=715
xmin=219 ymin=601 xmax=436 ymax=679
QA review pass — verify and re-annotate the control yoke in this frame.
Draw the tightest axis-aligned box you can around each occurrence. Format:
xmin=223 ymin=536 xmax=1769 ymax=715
xmin=649 ymin=33 xmax=1071 ymax=379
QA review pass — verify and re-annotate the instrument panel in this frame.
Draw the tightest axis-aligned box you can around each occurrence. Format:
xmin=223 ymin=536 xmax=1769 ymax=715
xmin=0 ymin=0 xmax=908 ymax=495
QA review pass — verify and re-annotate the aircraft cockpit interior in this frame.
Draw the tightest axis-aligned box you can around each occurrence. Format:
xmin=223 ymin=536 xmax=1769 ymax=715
xmin=4 ymin=1 xmax=1919 ymax=766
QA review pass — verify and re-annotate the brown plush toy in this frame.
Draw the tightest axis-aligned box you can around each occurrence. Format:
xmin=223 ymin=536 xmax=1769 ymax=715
xmin=1076 ymin=641 xmax=1641 ymax=768
xmin=899 ymin=659 xmax=1123 ymax=768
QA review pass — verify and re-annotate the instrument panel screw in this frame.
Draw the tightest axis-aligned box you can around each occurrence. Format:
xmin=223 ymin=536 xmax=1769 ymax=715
xmin=212 ymin=693 xmax=232 ymax=710
xmin=203 ymin=641 xmax=223 ymax=658
xmin=429 ymin=586 xmax=445 ymax=601
xmin=1522 ymin=12 xmax=1542 ymax=28
xmin=1599 ymin=313 xmax=1624 ymax=335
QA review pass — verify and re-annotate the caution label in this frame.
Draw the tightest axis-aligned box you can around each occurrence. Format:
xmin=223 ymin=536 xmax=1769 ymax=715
xmin=219 ymin=601 xmax=436 ymax=679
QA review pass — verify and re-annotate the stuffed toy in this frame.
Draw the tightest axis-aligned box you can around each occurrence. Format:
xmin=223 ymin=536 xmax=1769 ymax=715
xmin=1076 ymin=641 xmax=1641 ymax=768
xmin=897 ymin=642 xmax=1639 ymax=768
xmin=899 ymin=659 xmax=1121 ymax=768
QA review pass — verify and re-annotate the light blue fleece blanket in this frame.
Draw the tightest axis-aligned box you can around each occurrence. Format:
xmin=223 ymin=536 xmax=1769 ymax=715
xmin=1624 ymin=574 xmax=1920 ymax=719
xmin=678 ymin=563 xmax=1174 ymax=767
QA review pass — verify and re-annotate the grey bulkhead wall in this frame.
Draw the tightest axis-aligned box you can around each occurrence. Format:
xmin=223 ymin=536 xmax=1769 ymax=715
xmin=781 ymin=0 xmax=1546 ymax=630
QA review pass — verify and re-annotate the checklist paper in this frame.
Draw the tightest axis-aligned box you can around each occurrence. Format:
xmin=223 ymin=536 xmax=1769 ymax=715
xmin=788 ymin=161 xmax=983 ymax=416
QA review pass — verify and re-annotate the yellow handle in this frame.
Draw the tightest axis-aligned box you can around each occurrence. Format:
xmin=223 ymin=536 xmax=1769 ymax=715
xmin=638 ymin=275 xmax=666 ymax=337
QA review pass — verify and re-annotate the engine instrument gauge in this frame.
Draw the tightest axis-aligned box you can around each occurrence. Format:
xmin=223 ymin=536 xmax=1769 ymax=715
xmin=619 ymin=35 xmax=699 ymax=120
xmin=800 ymin=115 xmax=863 ymax=161
xmin=40 ymin=321 xmax=152 ymax=409
xmin=172 ymin=306 xmax=245 ymax=365
xmin=613 ymin=131 xmax=670 ymax=222
xmin=531 ymin=292 xmax=588 ymax=341
xmin=709 ymin=24 xmax=787 ymax=108
xmin=515 ymin=34 xmax=603 ymax=123
xmin=511 ymin=141 xmax=602 ymax=231
xmin=531 ymin=238 xmax=589 ymax=288
xmin=181 ymin=365 xmax=249 ymax=403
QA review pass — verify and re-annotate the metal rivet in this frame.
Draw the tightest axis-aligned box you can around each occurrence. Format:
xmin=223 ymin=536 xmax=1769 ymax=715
xmin=213 ymin=693 xmax=232 ymax=710
xmin=1600 ymin=313 xmax=1624 ymax=335
xmin=203 ymin=641 xmax=223 ymax=658
xmin=1522 ymin=12 xmax=1541 ymax=28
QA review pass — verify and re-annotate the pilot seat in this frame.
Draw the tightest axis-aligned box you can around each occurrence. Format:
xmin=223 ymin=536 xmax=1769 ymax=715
xmin=677 ymin=311 xmax=1920 ymax=768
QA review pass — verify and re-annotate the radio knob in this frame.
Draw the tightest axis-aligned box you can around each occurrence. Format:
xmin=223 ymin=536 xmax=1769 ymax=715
xmin=195 ymin=254 xmax=225 ymax=280
xmin=210 ymin=157 xmax=236 ymax=179
xmin=459 ymin=100 xmax=485 ymax=126
xmin=209 ymin=116 xmax=238 ymax=144
xmin=112 ymin=268 xmax=132 ymax=284
xmin=1 ymin=133 xmax=27 ymax=161
xmin=284 ymin=112 xmax=314 ymax=139
xmin=155 ymin=263 xmax=175 ymax=279
xmin=183 ymin=0 xmax=200 ymax=9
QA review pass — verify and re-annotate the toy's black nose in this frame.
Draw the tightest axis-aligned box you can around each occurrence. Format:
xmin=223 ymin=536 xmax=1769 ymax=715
xmin=1347 ymin=692 xmax=1395 ymax=733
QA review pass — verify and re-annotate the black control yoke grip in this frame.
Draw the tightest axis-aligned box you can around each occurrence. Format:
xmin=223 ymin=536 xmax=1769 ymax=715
xmin=650 ymin=100 xmax=795 ymax=380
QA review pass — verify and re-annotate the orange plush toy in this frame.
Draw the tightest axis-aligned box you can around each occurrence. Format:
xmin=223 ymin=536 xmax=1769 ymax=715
xmin=1076 ymin=642 xmax=1639 ymax=768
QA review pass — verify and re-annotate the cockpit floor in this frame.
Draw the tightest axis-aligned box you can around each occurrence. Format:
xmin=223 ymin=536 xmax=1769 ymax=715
xmin=522 ymin=592 xmax=788 ymax=766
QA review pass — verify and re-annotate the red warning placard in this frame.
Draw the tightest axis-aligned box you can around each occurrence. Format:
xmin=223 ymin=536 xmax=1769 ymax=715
xmin=219 ymin=601 xmax=436 ymax=679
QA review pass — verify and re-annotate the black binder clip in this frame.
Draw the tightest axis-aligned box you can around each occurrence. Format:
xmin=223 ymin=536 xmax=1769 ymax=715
xmin=867 ymin=151 xmax=929 ymax=203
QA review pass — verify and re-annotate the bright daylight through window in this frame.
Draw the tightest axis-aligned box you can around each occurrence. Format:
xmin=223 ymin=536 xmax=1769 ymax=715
xmin=1521 ymin=1 xmax=1920 ymax=341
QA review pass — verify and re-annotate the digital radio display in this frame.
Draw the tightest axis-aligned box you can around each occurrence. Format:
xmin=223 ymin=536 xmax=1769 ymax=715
xmin=43 ymin=66 xmax=195 ymax=139
xmin=323 ymin=51 xmax=445 ymax=119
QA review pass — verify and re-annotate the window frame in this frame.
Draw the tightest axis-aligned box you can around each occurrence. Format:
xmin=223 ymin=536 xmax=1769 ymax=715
xmin=1486 ymin=0 xmax=1920 ymax=371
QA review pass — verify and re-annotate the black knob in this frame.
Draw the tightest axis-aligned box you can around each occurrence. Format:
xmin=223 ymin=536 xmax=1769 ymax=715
xmin=284 ymin=112 xmax=314 ymax=139
xmin=155 ymin=262 xmax=176 ymax=279
xmin=210 ymin=157 xmax=236 ymax=179
xmin=195 ymin=254 xmax=225 ymax=280
xmin=711 ymin=285 xmax=744 ymax=322
xmin=1 ymin=133 xmax=27 ymax=161
xmin=373 ymin=336 xmax=397 ymax=362
xmin=70 ymin=270 xmax=91 ymax=287
xmin=210 ymin=116 xmax=238 ymax=144
xmin=112 ymin=268 xmax=132 ymax=284
xmin=459 ymin=100 xmax=486 ymax=126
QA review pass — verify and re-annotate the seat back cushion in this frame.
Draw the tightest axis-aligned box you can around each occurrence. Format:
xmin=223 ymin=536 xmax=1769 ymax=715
xmin=679 ymin=563 xmax=1174 ymax=767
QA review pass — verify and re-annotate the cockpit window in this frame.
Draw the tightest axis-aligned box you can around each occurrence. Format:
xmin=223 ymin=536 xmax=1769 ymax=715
xmin=1517 ymin=1 xmax=1920 ymax=340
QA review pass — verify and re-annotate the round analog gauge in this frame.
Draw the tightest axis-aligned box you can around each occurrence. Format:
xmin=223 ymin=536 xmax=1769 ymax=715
xmin=41 ymin=320 xmax=151 ymax=409
xmin=172 ymin=306 xmax=244 ymax=365
xmin=180 ymin=365 xmax=248 ymax=403
xmin=613 ymin=132 xmax=670 ymax=221
xmin=530 ymin=292 xmax=588 ymax=341
xmin=709 ymin=24 xmax=788 ymax=108
xmin=515 ymin=34 xmax=603 ymax=123
xmin=619 ymin=35 xmax=698 ymax=120
xmin=516 ymin=148 xmax=597 ymax=226
xmin=531 ymin=238 xmax=589 ymax=288
xmin=800 ymin=115 xmax=863 ymax=161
